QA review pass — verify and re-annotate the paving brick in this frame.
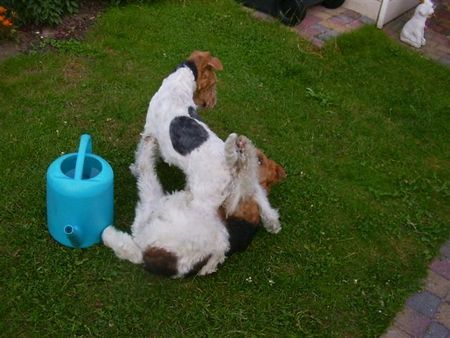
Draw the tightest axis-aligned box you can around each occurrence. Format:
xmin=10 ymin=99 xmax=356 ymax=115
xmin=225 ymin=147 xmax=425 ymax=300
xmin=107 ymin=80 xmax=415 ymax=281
xmin=424 ymin=322 xmax=450 ymax=338
xmin=349 ymin=20 xmax=364 ymax=29
xmin=310 ymin=23 xmax=331 ymax=34
xmin=309 ymin=8 xmax=333 ymax=20
xmin=297 ymin=31 xmax=315 ymax=40
xmin=406 ymin=291 xmax=442 ymax=318
xmin=431 ymin=258 xmax=450 ymax=279
xmin=297 ymin=14 xmax=322 ymax=29
xmin=436 ymin=44 xmax=450 ymax=53
xmin=441 ymin=241 xmax=450 ymax=259
xmin=329 ymin=15 xmax=353 ymax=26
xmin=436 ymin=302 xmax=450 ymax=329
xmin=342 ymin=9 xmax=361 ymax=20
xmin=430 ymin=33 xmax=449 ymax=45
xmin=322 ymin=20 xmax=351 ymax=33
xmin=311 ymin=37 xmax=324 ymax=48
xmin=360 ymin=16 xmax=374 ymax=24
xmin=446 ymin=290 xmax=450 ymax=302
xmin=388 ymin=20 xmax=405 ymax=31
xmin=295 ymin=26 xmax=321 ymax=36
xmin=425 ymin=41 xmax=439 ymax=50
xmin=381 ymin=326 xmax=411 ymax=338
xmin=318 ymin=30 xmax=340 ymax=41
xmin=424 ymin=270 xmax=450 ymax=298
xmin=395 ymin=307 xmax=431 ymax=337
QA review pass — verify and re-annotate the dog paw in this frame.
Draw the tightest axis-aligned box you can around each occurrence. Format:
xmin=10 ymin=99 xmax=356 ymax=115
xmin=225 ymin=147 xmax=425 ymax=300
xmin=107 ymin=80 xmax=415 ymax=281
xmin=129 ymin=163 xmax=139 ymax=177
xmin=225 ymin=133 xmax=239 ymax=167
xmin=261 ymin=208 xmax=281 ymax=234
xmin=231 ymin=135 xmax=256 ymax=169
xmin=263 ymin=217 xmax=281 ymax=234
xmin=101 ymin=225 xmax=115 ymax=247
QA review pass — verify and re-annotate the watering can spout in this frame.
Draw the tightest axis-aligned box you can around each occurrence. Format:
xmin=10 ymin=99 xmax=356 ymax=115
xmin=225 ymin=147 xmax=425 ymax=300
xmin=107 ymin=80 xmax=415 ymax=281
xmin=64 ymin=225 xmax=82 ymax=248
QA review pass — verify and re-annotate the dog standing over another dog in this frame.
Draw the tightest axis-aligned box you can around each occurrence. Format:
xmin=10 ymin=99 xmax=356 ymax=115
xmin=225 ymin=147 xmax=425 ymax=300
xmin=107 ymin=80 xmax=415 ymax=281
xmin=139 ymin=51 xmax=281 ymax=232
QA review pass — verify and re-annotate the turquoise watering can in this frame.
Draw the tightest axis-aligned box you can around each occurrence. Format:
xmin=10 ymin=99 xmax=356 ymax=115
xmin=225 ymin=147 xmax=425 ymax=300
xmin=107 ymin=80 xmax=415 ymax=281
xmin=46 ymin=134 xmax=114 ymax=248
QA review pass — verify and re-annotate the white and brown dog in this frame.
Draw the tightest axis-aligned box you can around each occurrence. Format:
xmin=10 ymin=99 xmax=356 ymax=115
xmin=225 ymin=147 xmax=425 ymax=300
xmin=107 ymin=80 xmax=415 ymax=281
xmin=102 ymin=135 xmax=285 ymax=277
xmin=137 ymin=51 xmax=281 ymax=232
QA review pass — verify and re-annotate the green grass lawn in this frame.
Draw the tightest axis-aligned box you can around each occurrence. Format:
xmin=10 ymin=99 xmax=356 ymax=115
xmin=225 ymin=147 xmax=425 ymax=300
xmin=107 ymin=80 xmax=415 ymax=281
xmin=1 ymin=0 xmax=449 ymax=336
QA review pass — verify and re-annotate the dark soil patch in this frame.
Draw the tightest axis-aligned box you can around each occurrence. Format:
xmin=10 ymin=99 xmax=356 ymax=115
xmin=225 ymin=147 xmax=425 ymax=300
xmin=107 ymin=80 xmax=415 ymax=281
xmin=0 ymin=0 xmax=107 ymax=61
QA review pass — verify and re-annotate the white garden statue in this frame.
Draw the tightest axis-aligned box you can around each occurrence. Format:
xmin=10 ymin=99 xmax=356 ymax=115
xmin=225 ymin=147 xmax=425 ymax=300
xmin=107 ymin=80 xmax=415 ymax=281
xmin=400 ymin=0 xmax=435 ymax=48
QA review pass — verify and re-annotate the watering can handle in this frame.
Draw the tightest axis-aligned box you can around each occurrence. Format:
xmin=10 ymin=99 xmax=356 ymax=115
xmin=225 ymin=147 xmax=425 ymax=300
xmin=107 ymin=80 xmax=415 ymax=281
xmin=74 ymin=134 xmax=93 ymax=180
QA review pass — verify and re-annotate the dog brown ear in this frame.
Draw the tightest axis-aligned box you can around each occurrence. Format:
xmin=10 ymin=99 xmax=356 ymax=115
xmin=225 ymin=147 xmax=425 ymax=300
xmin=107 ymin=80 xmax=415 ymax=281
xmin=208 ymin=57 xmax=223 ymax=71
xmin=276 ymin=165 xmax=287 ymax=180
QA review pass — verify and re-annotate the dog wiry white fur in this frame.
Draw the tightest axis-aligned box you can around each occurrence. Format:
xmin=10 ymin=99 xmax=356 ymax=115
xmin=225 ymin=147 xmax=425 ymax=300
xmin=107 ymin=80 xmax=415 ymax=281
xmin=400 ymin=0 xmax=435 ymax=48
xmin=102 ymin=134 xmax=262 ymax=277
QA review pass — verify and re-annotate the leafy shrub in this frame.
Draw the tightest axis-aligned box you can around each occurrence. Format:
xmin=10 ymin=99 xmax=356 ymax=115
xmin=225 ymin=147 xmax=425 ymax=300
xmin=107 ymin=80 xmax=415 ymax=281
xmin=0 ymin=5 xmax=15 ymax=38
xmin=2 ymin=0 xmax=79 ymax=26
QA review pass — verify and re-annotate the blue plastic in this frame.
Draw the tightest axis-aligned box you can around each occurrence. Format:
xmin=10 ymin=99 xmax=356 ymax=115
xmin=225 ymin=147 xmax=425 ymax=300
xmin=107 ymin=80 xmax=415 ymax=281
xmin=46 ymin=134 xmax=114 ymax=248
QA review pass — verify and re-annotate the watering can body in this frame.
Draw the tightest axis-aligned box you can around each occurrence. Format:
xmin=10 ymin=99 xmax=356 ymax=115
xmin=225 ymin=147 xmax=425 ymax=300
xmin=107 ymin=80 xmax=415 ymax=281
xmin=46 ymin=134 xmax=114 ymax=248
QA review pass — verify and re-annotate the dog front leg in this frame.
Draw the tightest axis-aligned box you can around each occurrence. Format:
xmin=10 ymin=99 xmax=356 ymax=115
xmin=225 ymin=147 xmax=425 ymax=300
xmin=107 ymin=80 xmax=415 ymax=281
xmin=254 ymin=184 xmax=281 ymax=234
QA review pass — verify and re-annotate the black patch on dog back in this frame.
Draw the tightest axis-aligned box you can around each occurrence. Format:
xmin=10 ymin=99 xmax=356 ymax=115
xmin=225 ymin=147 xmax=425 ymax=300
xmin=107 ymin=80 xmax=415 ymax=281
xmin=188 ymin=106 xmax=202 ymax=121
xmin=170 ymin=116 xmax=209 ymax=155
xmin=175 ymin=61 xmax=198 ymax=81
xmin=185 ymin=255 xmax=211 ymax=277
xmin=143 ymin=247 xmax=178 ymax=277
xmin=225 ymin=218 xmax=259 ymax=257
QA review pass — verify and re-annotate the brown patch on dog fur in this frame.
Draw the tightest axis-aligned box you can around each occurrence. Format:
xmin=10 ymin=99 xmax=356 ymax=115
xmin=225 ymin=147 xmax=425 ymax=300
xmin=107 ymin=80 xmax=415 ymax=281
xmin=220 ymin=199 xmax=261 ymax=225
xmin=187 ymin=51 xmax=223 ymax=108
xmin=143 ymin=247 xmax=178 ymax=277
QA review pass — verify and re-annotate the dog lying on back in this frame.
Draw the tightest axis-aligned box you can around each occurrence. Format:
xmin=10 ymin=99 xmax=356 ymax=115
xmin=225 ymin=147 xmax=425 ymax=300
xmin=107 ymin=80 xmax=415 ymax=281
xmin=102 ymin=134 xmax=285 ymax=277
xmin=137 ymin=51 xmax=281 ymax=233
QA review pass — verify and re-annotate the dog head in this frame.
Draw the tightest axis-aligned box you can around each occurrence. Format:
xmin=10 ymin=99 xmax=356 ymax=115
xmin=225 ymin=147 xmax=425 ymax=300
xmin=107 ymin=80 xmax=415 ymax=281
xmin=257 ymin=150 xmax=286 ymax=192
xmin=419 ymin=0 xmax=435 ymax=18
xmin=187 ymin=51 xmax=223 ymax=109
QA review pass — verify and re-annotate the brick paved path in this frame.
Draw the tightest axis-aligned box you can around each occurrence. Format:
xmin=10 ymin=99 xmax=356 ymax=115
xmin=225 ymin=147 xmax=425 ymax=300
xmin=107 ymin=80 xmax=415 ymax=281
xmin=382 ymin=240 xmax=450 ymax=338
xmin=294 ymin=5 xmax=373 ymax=47
xmin=249 ymin=5 xmax=374 ymax=48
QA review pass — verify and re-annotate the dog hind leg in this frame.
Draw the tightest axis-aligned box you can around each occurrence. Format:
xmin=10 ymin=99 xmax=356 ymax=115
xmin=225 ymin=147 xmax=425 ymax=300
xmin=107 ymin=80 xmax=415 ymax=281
xmin=254 ymin=184 xmax=281 ymax=233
